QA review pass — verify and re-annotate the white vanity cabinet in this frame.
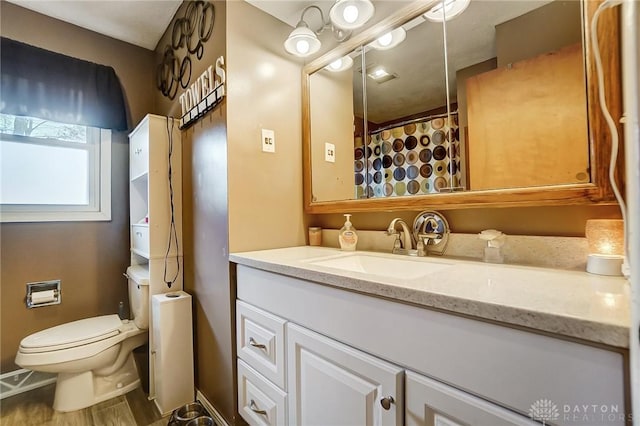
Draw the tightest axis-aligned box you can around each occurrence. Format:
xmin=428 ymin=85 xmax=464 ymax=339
xmin=235 ymin=264 xmax=627 ymax=426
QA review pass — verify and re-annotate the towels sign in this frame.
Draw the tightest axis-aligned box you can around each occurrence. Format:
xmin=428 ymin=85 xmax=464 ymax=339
xmin=178 ymin=56 xmax=226 ymax=129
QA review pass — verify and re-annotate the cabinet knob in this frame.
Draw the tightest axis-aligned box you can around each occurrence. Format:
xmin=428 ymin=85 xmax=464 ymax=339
xmin=135 ymin=148 xmax=142 ymax=155
xmin=380 ymin=396 xmax=394 ymax=410
xmin=249 ymin=337 xmax=267 ymax=350
xmin=249 ymin=399 xmax=267 ymax=416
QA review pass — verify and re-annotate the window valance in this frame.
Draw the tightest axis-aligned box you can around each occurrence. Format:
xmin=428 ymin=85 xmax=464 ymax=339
xmin=1 ymin=37 xmax=127 ymax=131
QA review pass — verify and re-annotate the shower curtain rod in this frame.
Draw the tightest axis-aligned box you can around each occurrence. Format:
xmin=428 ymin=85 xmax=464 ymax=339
xmin=369 ymin=110 xmax=459 ymax=135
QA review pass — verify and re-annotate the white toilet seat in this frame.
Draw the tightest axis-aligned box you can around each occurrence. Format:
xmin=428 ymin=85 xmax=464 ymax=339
xmin=16 ymin=315 xmax=145 ymax=368
xmin=20 ymin=315 xmax=122 ymax=353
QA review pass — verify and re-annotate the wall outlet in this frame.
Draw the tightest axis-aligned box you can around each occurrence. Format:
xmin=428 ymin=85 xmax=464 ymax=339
xmin=325 ymin=142 xmax=336 ymax=163
xmin=261 ymin=129 xmax=275 ymax=153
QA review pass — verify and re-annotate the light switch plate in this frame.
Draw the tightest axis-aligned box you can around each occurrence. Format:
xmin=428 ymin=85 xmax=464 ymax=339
xmin=325 ymin=142 xmax=336 ymax=162
xmin=261 ymin=129 xmax=275 ymax=153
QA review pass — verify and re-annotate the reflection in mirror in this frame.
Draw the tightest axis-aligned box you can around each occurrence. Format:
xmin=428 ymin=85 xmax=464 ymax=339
xmin=448 ymin=0 xmax=587 ymax=191
xmin=361 ymin=14 xmax=451 ymax=198
xmin=310 ymin=46 xmax=363 ymax=202
xmin=308 ymin=0 xmax=588 ymax=204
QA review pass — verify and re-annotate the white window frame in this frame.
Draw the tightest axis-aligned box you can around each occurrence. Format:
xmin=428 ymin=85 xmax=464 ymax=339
xmin=0 ymin=128 xmax=111 ymax=223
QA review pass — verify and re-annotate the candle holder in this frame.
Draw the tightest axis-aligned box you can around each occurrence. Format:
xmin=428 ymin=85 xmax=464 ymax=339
xmin=585 ymin=219 xmax=624 ymax=276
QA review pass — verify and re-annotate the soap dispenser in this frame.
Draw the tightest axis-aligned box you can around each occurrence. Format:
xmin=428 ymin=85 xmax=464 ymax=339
xmin=339 ymin=214 xmax=358 ymax=251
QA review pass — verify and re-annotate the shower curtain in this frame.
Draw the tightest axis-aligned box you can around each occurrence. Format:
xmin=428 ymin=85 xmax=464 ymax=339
xmin=354 ymin=114 xmax=462 ymax=198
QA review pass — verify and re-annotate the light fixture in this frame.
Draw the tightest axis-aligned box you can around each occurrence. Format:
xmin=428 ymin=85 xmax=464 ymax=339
xmin=585 ymin=219 xmax=624 ymax=276
xmin=368 ymin=68 xmax=390 ymax=79
xmin=284 ymin=5 xmax=352 ymax=58
xmin=284 ymin=23 xmax=322 ymax=57
xmin=325 ymin=55 xmax=354 ymax=72
xmin=369 ymin=27 xmax=407 ymax=50
xmin=366 ymin=67 xmax=396 ymax=83
xmin=329 ymin=0 xmax=375 ymax=30
xmin=423 ymin=0 xmax=471 ymax=22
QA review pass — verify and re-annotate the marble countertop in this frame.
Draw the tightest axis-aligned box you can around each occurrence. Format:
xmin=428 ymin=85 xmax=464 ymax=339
xmin=229 ymin=246 xmax=630 ymax=348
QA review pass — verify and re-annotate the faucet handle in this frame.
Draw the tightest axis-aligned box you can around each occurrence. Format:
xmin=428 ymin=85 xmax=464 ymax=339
xmin=393 ymin=237 xmax=402 ymax=250
xmin=412 ymin=211 xmax=450 ymax=256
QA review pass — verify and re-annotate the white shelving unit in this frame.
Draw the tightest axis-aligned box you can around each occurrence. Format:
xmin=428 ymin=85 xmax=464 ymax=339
xmin=129 ymin=113 xmax=183 ymax=404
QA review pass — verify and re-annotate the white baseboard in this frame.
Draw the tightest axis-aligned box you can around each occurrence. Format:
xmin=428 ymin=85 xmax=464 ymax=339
xmin=196 ymin=389 xmax=230 ymax=426
xmin=0 ymin=369 xmax=56 ymax=400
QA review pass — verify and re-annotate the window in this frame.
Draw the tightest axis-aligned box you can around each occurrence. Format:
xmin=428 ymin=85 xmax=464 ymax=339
xmin=0 ymin=113 xmax=111 ymax=222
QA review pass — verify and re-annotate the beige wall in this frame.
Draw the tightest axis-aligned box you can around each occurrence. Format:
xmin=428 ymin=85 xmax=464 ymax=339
xmin=310 ymin=70 xmax=355 ymax=202
xmin=0 ymin=3 xmax=155 ymax=372
xmin=152 ymin=1 xmax=239 ymax=424
xmin=153 ymin=2 xmax=306 ymax=422
xmin=226 ymin=1 xmax=307 ymax=253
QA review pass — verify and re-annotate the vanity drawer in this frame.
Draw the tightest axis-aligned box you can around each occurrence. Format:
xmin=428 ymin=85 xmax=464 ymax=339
xmin=131 ymin=224 xmax=149 ymax=257
xmin=237 ymin=300 xmax=287 ymax=389
xmin=238 ymin=359 xmax=287 ymax=426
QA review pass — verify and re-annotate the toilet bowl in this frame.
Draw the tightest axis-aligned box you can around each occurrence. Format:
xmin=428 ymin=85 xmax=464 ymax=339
xmin=15 ymin=265 xmax=150 ymax=412
xmin=15 ymin=315 xmax=147 ymax=411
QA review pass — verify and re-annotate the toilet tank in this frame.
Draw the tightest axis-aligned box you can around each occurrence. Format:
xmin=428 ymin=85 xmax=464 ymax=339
xmin=126 ymin=265 xmax=150 ymax=329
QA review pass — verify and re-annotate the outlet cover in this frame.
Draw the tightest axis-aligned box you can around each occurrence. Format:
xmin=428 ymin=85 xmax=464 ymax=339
xmin=261 ymin=129 xmax=275 ymax=153
xmin=325 ymin=142 xmax=336 ymax=162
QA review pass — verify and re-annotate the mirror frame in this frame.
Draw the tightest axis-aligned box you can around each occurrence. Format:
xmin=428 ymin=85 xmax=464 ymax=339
xmin=302 ymin=0 xmax=622 ymax=213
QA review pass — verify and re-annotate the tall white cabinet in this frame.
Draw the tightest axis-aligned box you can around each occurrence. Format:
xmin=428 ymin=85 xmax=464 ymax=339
xmin=129 ymin=114 xmax=183 ymax=407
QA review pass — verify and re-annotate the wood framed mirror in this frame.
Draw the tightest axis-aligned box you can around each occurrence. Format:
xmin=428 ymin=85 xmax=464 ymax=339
xmin=302 ymin=0 xmax=622 ymax=213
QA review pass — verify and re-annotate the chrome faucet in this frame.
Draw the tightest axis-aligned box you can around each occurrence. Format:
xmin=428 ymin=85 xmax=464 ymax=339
xmin=386 ymin=218 xmax=416 ymax=255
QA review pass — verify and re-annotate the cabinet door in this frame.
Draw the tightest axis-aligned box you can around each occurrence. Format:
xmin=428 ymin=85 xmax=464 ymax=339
xmin=287 ymin=323 xmax=403 ymax=426
xmin=405 ymin=371 xmax=536 ymax=426
xmin=129 ymin=124 xmax=149 ymax=180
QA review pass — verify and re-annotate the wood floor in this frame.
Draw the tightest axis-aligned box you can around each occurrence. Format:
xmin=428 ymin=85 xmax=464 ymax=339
xmin=0 ymin=384 xmax=167 ymax=426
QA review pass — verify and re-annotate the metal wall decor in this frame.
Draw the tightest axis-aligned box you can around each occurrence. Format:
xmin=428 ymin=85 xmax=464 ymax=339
xmin=156 ymin=1 xmax=215 ymax=100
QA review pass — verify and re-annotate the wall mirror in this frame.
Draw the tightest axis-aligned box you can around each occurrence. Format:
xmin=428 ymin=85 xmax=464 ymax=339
xmin=303 ymin=0 xmax=621 ymax=213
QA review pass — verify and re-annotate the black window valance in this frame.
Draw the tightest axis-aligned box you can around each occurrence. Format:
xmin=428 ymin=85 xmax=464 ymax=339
xmin=1 ymin=37 xmax=127 ymax=130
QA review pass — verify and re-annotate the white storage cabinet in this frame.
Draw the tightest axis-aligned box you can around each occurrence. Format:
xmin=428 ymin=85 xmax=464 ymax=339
xmin=128 ymin=114 xmax=184 ymax=414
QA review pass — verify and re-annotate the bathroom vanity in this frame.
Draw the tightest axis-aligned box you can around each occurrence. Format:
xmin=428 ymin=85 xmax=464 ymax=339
xmin=230 ymin=247 xmax=630 ymax=426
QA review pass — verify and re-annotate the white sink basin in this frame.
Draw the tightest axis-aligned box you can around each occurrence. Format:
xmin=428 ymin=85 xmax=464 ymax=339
xmin=307 ymin=253 xmax=451 ymax=280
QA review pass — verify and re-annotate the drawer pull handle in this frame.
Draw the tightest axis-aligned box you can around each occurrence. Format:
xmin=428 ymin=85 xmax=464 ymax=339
xmin=380 ymin=396 xmax=394 ymax=410
xmin=249 ymin=399 xmax=267 ymax=416
xmin=249 ymin=337 xmax=267 ymax=350
xmin=135 ymin=148 xmax=142 ymax=154
xmin=136 ymin=232 xmax=143 ymax=237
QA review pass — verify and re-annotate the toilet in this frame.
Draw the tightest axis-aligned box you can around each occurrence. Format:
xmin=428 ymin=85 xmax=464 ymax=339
xmin=15 ymin=266 xmax=150 ymax=412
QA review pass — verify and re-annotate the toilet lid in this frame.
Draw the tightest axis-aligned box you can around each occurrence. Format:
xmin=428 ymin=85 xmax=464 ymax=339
xmin=20 ymin=314 xmax=122 ymax=353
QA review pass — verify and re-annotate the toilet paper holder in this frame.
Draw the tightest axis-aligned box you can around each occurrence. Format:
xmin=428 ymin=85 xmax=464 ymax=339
xmin=26 ymin=280 xmax=61 ymax=308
